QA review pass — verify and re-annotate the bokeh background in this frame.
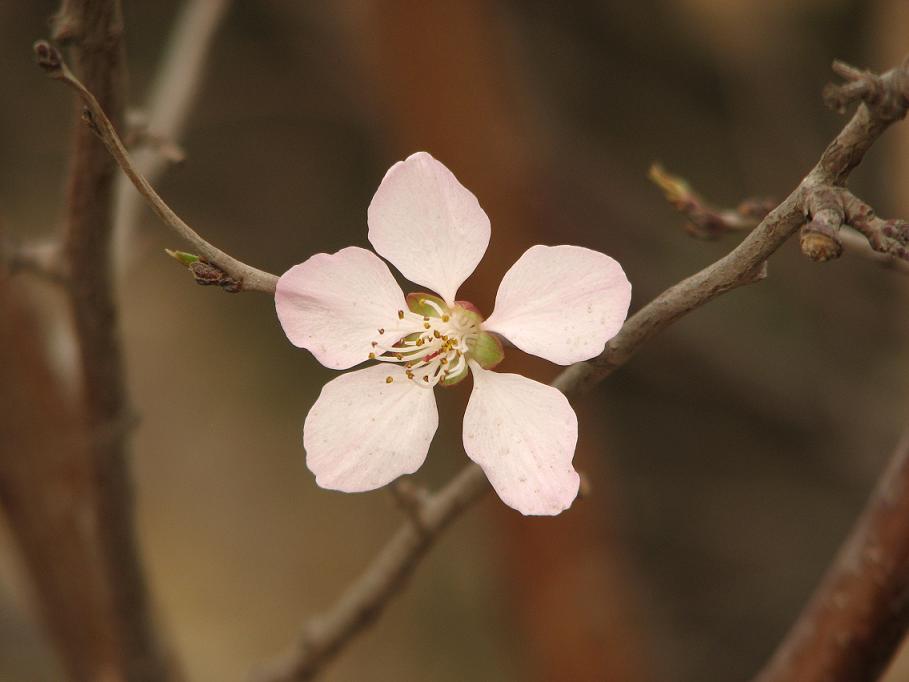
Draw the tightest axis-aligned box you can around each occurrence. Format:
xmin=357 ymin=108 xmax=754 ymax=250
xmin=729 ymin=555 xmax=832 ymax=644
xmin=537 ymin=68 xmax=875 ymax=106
xmin=1 ymin=1 xmax=908 ymax=680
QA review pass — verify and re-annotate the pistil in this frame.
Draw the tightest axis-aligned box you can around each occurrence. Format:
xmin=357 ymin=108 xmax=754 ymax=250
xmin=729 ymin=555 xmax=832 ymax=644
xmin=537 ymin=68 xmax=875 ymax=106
xmin=370 ymin=298 xmax=481 ymax=388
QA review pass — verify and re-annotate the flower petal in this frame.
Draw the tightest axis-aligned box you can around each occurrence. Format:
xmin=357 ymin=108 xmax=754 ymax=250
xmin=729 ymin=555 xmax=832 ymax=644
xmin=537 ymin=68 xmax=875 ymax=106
xmin=367 ymin=151 xmax=491 ymax=305
xmin=304 ymin=364 xmax=438 ymax=492
xmin=462 ymin=363 xmax=579 ymax=515
xmin=483 ymin=245 xmax=631 ymax=365
xmin=275 ymin=246 xmax=407 ymax=370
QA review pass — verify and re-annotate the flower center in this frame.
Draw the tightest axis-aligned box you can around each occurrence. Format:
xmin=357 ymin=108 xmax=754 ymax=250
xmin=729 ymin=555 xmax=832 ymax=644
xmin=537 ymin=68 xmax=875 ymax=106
xmin=370 ymin=297 xmax=482 ymax=388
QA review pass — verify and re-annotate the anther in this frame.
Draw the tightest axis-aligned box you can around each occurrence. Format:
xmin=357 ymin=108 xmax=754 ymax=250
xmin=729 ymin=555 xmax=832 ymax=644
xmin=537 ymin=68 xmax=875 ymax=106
xmin=368 ymin=352 xmax=376 ymax=360
xmin=378 ymin=328 xmax=385 ymax=335
xmin=442 ymin=314 xmax=450 ymax=322
xmin=398 ymin=310 xmax=404 ymax=319
xmin=385 ymin=376 xmax=394 ymax=384
xmin=433 ymin=330 xmax=441 ymax=339
xmin=423 ymin=322 xmax=430 ymax=329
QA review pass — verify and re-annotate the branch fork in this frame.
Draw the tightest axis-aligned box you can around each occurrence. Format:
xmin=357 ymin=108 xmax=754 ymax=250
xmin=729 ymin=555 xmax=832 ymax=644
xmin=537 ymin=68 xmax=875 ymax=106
xmin=34 ymin=39 xmax=278 ymax=294
xmin=33 ymin=34 xmax=909 ymax=682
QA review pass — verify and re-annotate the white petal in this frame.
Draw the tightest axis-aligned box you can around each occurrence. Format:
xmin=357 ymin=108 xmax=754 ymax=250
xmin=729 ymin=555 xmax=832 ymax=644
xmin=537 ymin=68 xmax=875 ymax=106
xmin=304 ymin=364 xmax=438 ymax=492
xmin=483 ymin=245 xmax=631 ymax=365
xmin=462 ymin=363 xmax=579 ymax=516
xmin=275 ymin=246 xmax=407 ymax=370
xmin=367 ymin=151 xmax=490 ymax=305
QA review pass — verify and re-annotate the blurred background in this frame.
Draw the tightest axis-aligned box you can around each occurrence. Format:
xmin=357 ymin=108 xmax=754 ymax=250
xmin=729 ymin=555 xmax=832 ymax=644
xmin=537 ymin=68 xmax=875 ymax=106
xmin=1 ymin=1 xmax=908 ymax=680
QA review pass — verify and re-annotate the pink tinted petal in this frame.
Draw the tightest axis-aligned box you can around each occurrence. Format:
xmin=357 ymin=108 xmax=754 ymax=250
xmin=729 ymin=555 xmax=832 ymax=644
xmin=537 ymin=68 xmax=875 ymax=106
xmin=483 ymin=245 xmax=631 ymax=365
xmin=304 ymin=364 xmax=438 ymax=492
xmin=462 ymin=363 xmax=579 ymax=516
xmin=367 ymin=152 xmax=490 ymax=305
xmin=275 ymin=246 xmax=406 ymax=370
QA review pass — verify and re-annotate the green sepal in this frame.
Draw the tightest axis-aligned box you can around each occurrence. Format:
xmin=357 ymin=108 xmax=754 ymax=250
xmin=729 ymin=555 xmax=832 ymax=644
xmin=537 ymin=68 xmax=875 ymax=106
xmin=439 ymin=363 xmax=469 ymax=387
xmin=165 ymin=249 xmax=201 ymax=267
xmin=467 ymin=331 xmax=504 ymax=370
xmin=406 ymin=292 xmax=449 ymax=318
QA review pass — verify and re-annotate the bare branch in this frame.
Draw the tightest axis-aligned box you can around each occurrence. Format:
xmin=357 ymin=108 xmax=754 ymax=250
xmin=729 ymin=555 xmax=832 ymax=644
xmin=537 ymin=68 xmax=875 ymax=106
xmin=752 ymin=427 xmax=909 ymax=682
xmin=113 ymin=0 xmax=231 ymax=271
xmin=251 ymin=465 xmax=488 ymax=682
xmin=648 ymin=163 xmax=773 ymax=239
xmin=38 ymin=2 xmax=179 ymax=680
xmin=0 ymin=238 xmax=67 ymax=283
xmin=649 ymin=165 xmax=909 ymax=274
xmin=253 ymin=55 xmax=909 ymax=682
xmin=34 ymin=39 xmax=278 ymax=294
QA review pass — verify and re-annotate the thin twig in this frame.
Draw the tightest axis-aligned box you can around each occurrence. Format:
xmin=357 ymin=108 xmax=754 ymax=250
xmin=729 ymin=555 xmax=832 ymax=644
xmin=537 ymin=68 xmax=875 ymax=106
xmin=752 ymin=427 xmax=909 ymax=682
xmin=648 ymin=162 xmax=774 ymax=239
xmin=649 ymin=163 xmax=909 ymax=274
xmin=113 ymin=0 xmax=232 ymax=271
xmin=253 ymin=55 xmax=909 ymax=682
xmin=34 ymin=40 xmax=277 ymax=294
xmin=35 ymin=38 xmax=909 ymax=681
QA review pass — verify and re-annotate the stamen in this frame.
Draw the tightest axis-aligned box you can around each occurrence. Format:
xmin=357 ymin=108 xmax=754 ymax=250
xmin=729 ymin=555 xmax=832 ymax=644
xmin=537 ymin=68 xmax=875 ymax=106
xmin=421 ymin=298 xmax=446 ymax=317
xmin=369 ymin=303 xmax=484 ymax=387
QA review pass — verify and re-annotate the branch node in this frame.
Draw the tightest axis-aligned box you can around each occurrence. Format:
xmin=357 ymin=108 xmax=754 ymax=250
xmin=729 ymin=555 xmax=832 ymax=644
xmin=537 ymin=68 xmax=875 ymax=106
xmin=800 ymin=222 xmax=844 ymax=262
xmin=842 ymin=191 xmax=909 ymax=262
xmin=165 ymin=248 xmax=242 ymax=292
xmin=389 ymin=479 xmax=430 ymax=533
xmin=35 ymin=38 xmax=278 ymax=295
xmin=648 ymin=163 xmax=770 ymax=239
xmin=33 ymin=40 xmax=63 ymax=74
xmin=124 ymin=110 xmax=188 ymax=165
xmin=1 ymin=236 xmax=67 ymax=283
xmin=801 ymin=187 xmax=845 ymax=262
xmin=823 ymin=58 xmax=909 ymax=120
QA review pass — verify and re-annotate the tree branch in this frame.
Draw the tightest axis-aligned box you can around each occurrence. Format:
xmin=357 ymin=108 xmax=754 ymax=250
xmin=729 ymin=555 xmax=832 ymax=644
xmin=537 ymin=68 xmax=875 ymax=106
xmin=34 ymin=39 xmax=277 ymax=294
xmin=113 ymin=0 xmax=231 ymax=272
xmin=0 ymin=237 xmax=67 ymax=283
xmin=752 ymin=426 xmax=909 ymax=682
xmin=252 ymin=55 xmax=909 ymax=682
xmin=34 ymin=39 xmax=909 ymax=681
xmin=44 ymin=2 xmax=178 ymax=680
xmin=649 ymin=164 xmax=909 ymax=274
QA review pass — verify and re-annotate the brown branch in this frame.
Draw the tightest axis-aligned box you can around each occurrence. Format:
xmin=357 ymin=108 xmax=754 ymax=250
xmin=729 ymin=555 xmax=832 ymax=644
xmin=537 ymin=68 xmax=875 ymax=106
xmin=34 ymin=39 xmax=278 ymax=294
xmin=34 ymin=38 xmax=909 ymax=680
xmin=0 ymin=238 xmax=67 ymax=282
xmin=113 ymin=0 xmax=231 ymax=270
xmin=752 ymin=427 xmax=909 ymax=682
xmin=649 ymin=164 xmax=909 ymax=273
xmin=647 ymin=163 xmax=774 ymax=239
xmin=252 ymin=55 xmax=909 ymax=682
xmin=0 ymin=275 xmax=122 ymax=682
xmin=39 ymin=2 xmax=178 ymax=681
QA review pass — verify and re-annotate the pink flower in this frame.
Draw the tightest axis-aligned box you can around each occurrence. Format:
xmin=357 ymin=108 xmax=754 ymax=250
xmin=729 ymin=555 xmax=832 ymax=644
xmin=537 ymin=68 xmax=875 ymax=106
xmin=276 ymin=152 xmax=631 ymax=515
